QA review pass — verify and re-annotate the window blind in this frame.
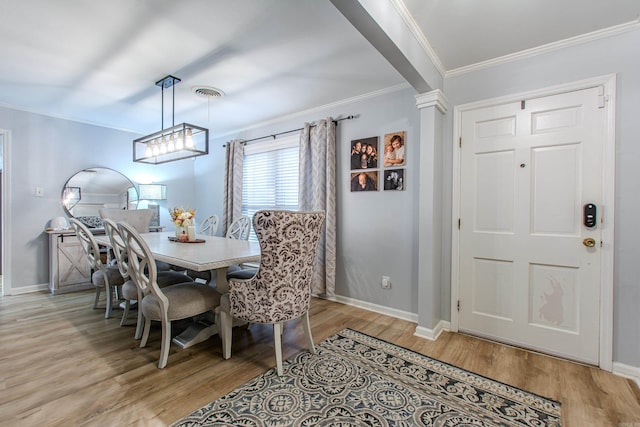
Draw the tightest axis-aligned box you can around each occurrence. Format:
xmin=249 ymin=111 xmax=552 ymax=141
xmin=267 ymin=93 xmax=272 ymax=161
xmin=241 ymin=135 xmax=299 ymax=241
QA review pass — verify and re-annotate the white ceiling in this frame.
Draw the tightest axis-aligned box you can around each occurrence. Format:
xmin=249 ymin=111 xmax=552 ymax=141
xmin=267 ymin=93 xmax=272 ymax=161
xmin=1 ymin=0 xmax=638 ymax=137
xmin=402 ymin=0 xmax=640 ymax=71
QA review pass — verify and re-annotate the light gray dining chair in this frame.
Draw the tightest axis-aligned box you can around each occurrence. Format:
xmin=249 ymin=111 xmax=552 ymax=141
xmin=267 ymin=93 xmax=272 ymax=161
xmin=199 ymin=214 xmax=219 ymax=236
xmin=119 ymin=221 xmax=222 ymax=369
xmin=99 ymin=208 xmax=154 ymax=233
xmin=225 ymin=215 xmax=257 ymax=279
xmin=100 ymin=208 xmax=173 ymax=272
xmin=187 ymin=215 xmax=252 ymax=284
xmin=70 ymin=218 xmax=125 ymax=319
xmin=103 ymin=219 xmax=194 ymax=338
xmin=225 ymin=215 xmax=251 ymax=240
xmin=219 ymin=210 xmax=325 ymax=376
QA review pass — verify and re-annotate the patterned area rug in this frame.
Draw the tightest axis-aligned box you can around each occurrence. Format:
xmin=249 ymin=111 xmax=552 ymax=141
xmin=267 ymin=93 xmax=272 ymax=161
xmin=172 ymin=328 xmax=561 ymax=426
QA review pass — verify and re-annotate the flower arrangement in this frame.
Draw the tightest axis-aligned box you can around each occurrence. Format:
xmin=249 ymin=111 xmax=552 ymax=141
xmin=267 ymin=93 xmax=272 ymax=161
xmin=169 ymin=207 xmax=195 ymax=227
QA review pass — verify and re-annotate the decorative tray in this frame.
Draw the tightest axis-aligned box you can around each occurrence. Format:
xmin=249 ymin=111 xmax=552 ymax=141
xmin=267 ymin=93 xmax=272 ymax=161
xmin=168 ymin=237 xmax=206 ymax=243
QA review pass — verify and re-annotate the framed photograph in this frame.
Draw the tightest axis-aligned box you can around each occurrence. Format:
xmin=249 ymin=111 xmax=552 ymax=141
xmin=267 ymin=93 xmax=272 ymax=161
xmin=383 ymin=169 xmax=405 ymax=191
xmin=350 ymin=171 xmax=378 ymax=192
xmin=383 ymin=131 xmax=406 ymax=167
xmin=350 ymin=136 xmax=379 ymax=170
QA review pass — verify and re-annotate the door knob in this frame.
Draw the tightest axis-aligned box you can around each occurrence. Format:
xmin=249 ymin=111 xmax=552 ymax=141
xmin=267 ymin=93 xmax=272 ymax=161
xmin=583 ymin=238 xmax=596 ymax=247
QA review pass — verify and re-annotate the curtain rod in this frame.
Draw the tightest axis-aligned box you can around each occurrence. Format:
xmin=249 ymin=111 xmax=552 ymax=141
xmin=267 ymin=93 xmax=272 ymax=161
xmin=223 ymin=114 xmax=358 ymax=147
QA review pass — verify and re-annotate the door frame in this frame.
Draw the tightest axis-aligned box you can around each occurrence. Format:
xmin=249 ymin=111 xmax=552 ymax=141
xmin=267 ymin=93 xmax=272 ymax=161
xmin=450 ymin=74 xmax=616 ymax=371
xmin=0 ymin=128 xmax=11 ymax=296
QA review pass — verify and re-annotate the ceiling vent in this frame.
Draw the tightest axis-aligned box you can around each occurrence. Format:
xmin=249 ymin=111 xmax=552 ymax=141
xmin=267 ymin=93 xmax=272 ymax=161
xmin=192 ymin=86 xmax=225 ymax=99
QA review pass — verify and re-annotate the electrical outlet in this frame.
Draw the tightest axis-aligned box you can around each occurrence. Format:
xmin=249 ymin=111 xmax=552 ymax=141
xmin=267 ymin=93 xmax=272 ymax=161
xmin=382 ymin=275 xmax=391 ymax=289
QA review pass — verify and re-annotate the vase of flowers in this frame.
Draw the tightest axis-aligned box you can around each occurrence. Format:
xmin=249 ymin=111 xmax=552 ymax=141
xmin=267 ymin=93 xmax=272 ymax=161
xmin=169 ymin=207 xmax=195 ymax=239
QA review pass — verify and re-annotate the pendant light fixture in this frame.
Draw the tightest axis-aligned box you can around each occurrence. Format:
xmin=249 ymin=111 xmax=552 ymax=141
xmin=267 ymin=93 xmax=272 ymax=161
xmin=133 ymin=75 xmax=209 ymax=164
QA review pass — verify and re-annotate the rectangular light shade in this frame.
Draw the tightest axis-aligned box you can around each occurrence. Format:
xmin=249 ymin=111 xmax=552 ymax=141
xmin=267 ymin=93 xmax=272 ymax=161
xmin=138 ymin=184 xmax=167 ymax=200
xmin=133 ymin=122 xmax=209 ymax=165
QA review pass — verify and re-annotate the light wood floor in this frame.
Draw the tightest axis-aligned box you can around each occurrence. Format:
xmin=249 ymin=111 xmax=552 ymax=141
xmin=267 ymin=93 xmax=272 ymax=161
xmin=1 ymin=290 xmax=638 ymax=426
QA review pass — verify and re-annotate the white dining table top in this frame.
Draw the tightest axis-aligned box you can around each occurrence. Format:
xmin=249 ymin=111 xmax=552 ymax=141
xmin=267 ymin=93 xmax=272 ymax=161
xmin=95 ymin=231 xmax=261 ymax=272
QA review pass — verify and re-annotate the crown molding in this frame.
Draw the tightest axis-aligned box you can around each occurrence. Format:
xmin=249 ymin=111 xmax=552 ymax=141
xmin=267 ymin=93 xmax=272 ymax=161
xmin=215 ymin=82 xmax=411 ymax=140
xmin=0 ymin=101 xmax=142 ymax=134
xmin=446 ymin=19 xmax=640 ymax=78
xmin=388 ymin=0 xmax=446 ymax=78
xmin=384 ymin=2 xmax=639 ymax=79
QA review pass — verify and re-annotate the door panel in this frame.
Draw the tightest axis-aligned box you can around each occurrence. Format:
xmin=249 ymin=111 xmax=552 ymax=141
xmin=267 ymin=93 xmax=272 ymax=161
xmin=531 ymin=144 xmax=581 ymax=235
xmin=475 ymin=150 xmax=515 ymax=233
xmin=58 ymin=238 xmax=91 ymax=287
xmin=459 ymin=87 xmax=603 ymax=364
xmin=529 ymin=263 xmax=579 ymax=332
xmin=472 ymin=258 xmax=514 ymax=321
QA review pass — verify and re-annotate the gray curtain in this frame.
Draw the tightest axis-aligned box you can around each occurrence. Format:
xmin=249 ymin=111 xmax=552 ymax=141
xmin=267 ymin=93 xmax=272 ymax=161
xmin=299 ymin=118 xmax=336 ymax=296
xmin=223 ymin=140 xmax=244 ymax=234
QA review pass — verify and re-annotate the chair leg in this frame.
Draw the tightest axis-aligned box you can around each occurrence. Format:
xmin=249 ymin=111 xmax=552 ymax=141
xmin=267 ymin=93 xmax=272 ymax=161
xmin=120 ymin=300 xmax=130 ymax=327
xmin=93 ymin=287 xmax=101 ymax=309
xmin=220 ymin=311 xmax=232 ymax=360
xmin=273 ymin=322 xmax=284 ymax=376
xmin=158 ymin=317 xmax=171 ymax=369
xmin=134 ymin=307 xmax=144 ymax=340
xmin=140 ymin=318 xmax=151 ymax=348
xmin=134 ymin=289 xmax=144 ymax=340
xmin=104 ymin=284 xmax=112 ymax=319
xmin=302 ymin=312 xmax=316 ymax=354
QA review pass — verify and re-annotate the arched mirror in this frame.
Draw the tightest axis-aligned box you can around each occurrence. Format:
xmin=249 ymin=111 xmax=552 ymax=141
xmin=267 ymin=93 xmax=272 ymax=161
xmin=62 ymin=167 xmax=138 ymax=228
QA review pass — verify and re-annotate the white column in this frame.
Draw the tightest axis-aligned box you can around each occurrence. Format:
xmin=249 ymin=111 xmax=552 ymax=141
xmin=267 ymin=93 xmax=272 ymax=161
xmin=415 ymin=89 xmax=449 ymax=337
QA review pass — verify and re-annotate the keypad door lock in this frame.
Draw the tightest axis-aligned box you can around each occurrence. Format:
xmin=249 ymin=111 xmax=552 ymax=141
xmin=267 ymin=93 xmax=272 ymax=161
xmin=583 ymin=203 xmax=597 ymax=228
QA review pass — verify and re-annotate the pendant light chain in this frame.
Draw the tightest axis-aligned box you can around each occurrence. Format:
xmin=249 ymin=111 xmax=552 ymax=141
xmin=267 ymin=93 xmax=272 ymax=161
xmin=133 ymin=74 xmax=209 ymax=164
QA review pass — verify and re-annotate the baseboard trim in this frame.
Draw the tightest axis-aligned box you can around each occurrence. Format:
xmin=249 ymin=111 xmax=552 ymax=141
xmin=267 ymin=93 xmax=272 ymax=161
xmin=415 ymin=320 xmax=451 ymax=341
xmin=321 ymin=294 xmax=418 ymax=323
xmin=8 ymin=283 xmax=49 ymax=295
xmin=613 ymin=362 xmax=640 ymax=388
xmin=319 ymin=294 xmax=453 ymax=341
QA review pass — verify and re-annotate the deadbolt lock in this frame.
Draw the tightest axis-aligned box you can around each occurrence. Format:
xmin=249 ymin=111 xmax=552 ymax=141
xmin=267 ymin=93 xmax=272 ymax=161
xmin=583 ymin=238 xmax=596 ymax=247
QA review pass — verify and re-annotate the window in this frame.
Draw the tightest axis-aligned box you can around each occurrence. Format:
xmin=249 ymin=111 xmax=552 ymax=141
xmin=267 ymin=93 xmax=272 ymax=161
xmin=241 ymin=135 xmax=299 ymax=241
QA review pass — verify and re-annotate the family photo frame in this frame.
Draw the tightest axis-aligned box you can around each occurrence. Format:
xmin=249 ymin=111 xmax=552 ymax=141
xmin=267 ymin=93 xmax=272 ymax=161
xmin=349 ymin=131 xmax=406 ymax=192
xmin=383 ymin=169 xmax=404 ymax=191
xmin=383 ymin=131 xmax=406 ymax=167
xmin=350 ymin=136 xmax=379 ymax=170
xmin=350 ymin=171 xmax=378 ymax=192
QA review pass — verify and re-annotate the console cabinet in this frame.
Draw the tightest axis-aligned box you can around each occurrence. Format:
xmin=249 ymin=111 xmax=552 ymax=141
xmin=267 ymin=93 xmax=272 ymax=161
xmin=47 ymin=230 xmax=93 ymax=294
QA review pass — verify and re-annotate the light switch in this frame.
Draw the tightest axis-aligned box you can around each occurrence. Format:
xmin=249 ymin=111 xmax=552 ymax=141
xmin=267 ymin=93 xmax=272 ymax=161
xmin=35 ymin=186 xmax=44 ymax=197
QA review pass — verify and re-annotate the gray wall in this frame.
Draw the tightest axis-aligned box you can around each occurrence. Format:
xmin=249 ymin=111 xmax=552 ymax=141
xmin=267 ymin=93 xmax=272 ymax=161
xmin=195 ymin=86 xmax=421 ymax=314
xmin=443 ymin=29 xmax=640 ymax=367
xmin=0 ymin=107 xmax=197 ymax=291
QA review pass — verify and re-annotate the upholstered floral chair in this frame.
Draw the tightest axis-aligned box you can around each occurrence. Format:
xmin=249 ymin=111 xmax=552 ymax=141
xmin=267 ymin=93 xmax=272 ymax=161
xmin=219 ymin=210 xmax=325 ymax=376
xmin=119 ymin=222 xmax=221 ymax=369
xmin=70 ymin=218 xmax=125 ymax=319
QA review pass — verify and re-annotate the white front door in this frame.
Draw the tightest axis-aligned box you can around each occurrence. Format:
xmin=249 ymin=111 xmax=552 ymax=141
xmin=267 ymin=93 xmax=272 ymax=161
xmin=458 ymin=86 xmax=605 ymax=364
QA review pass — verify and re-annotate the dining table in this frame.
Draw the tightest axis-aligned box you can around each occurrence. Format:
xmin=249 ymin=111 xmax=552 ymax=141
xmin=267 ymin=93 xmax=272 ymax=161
xmin=95 ymin=231 xmax=261 ymax=349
